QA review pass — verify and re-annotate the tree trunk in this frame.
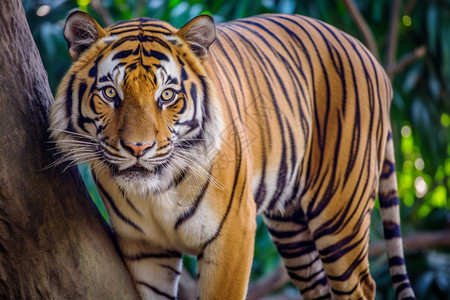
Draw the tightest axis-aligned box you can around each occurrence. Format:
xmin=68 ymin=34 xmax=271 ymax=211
xmin=0 ymin=1 xmax=138 ymax=298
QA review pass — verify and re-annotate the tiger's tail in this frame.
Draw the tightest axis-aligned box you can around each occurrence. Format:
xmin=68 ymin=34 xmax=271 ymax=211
xmin=378 ymin=132 xmax=416 ymax=299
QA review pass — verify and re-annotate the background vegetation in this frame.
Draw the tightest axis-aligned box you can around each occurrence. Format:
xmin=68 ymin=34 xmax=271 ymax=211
xmin=22 ymin=0 xmax=450 ymax=298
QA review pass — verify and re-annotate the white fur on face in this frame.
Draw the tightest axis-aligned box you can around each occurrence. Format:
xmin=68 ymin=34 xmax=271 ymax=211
xmin=51 ymin=33 xmax=223 ymax=199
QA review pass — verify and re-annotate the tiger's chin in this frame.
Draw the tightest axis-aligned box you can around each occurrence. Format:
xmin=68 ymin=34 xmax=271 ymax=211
xmin=110 ymin=164 xmax=173 ymax=196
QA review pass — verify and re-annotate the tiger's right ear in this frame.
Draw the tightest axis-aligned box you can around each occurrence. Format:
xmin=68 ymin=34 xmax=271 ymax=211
xmin=64 ymin=11 xmax=106 ymax=61
xmin=177 ymin=15 xmax=216 ymax=60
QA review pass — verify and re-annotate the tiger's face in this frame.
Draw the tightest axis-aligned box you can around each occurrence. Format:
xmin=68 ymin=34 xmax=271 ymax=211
xmin=50 ymin=12 xmax=223 ymax=195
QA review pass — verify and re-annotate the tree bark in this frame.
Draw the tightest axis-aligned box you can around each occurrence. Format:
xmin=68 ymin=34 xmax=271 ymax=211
xmin=0 ymin=1 xmax=137 ymax=298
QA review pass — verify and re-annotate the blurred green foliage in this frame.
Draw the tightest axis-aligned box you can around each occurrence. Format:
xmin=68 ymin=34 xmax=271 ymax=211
xmin=23 ymin=0 xmax=450 ymax=298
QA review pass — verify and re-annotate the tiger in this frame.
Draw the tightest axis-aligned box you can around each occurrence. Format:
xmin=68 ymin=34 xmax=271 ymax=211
xmin=49 ymin=10 xmax=416 ymax=300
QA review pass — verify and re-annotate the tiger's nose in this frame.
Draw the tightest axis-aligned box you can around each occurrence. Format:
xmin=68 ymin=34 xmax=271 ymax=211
xmin=120 ymin=140 xmax=156 ymax=157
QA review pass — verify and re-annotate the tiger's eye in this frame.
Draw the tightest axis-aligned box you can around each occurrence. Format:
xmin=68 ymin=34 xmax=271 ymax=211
xmin=160 ymin=89 xmax=176 ymax=102
xmin=103 ymin=86 xmax=117 ymax=100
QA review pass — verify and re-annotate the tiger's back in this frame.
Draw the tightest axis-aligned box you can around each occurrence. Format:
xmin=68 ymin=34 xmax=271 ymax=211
xmin=210 ymin=14 xmax=392 ymax=211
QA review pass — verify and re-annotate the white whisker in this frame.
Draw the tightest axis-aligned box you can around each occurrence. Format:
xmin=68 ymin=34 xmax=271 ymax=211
xmin=171 ymin=151 xmax=225 ymax=190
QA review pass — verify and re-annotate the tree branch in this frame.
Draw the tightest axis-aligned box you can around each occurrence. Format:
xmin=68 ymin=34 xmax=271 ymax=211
xmin=369 ymin=229 xmax=450 ymax=257
xmin=247 ymin=264 xmax=291 ymax=300
xmin=342 ymin=0 xmax=379 ymax=59
xmin=90 ymin=0 xmax=114 ymax=26
xmin=385 ymin=0 xmax=402 ymax=68
xmin=405 ymin=0 xmax=419 ymax=15
xmin=135 ymin=0 xmax=147 ymax=17
xmin=385 ymin=45 xmax=427 ymax=77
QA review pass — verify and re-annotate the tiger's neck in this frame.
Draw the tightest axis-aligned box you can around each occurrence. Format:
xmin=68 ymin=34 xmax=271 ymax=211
xmin=92 ymin=161 xmax=223 ymax=254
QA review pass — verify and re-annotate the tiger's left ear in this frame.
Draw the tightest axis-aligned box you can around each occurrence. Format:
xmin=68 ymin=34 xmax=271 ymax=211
xmin=64 ymin=11 xmax=106 ymax=61
xmin=177 ymin=15 xmax=216 ymax=60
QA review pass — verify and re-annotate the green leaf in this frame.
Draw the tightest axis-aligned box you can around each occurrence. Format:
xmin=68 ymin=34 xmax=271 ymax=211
xmin=416 ymin=271 xmax=434 ymax=299
xmin=426 ymin=3 xmax=439 ymax=53
xmin=430 ymin=185 xmax=448 ymax=208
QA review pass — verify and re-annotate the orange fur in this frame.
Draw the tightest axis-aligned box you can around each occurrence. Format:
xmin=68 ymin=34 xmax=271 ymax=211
xmin=50 ymin=12 xmax=415 ymax=300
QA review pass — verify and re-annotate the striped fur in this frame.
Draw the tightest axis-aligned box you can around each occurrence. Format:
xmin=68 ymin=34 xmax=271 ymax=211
xmin=49 ymin=11 xmax=415 ymax=299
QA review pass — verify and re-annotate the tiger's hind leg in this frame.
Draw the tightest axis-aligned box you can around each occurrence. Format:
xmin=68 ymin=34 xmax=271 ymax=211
xmin=264 ymin=210 xmax=332 ymax=299
xmin=304 ymin=191 xmax=377 ymax=299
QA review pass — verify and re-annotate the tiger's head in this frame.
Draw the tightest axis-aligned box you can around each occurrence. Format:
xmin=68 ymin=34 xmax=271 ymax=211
xmin=49 ymin=11 xmax=223 ymax=195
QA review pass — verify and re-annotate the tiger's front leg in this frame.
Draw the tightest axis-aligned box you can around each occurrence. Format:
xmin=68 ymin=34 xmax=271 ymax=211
xmin=117 ymin=236 xmax=183 ymax=300
xmin=196 ymin=181 xmax=257 ymax=299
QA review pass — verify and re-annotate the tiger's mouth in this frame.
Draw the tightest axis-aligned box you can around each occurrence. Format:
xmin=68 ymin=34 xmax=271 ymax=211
xmin=127 ymin=165 xmax=149 ymax=172
xmin=103 ymin=149 xmax=172 ymax=179
xmin=113 ymin=164 xmax=162 ymax=177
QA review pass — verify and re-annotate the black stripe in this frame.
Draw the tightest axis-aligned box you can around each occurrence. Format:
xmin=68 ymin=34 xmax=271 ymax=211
xmin=109 ymin=19 xmax=165 ymax=30
xmin=112 ymin=49 xmax=134 ymax=60
xmin=264 ymin=209 xmax=307 ymax=225
xmin=381 ymin=159 xmax=396 ymax=179
xmin=314 ymin=293 xmax=333 ymax=300
xmin=205 ymin=175 xmax=247 ymax=246
xmin=143 ymin=49 xmax=169 ymax=61
xmin=96 ymin=183 xmax=144 ymax=233
xmin=267 ymin=116 xmax=290 ymax=210
xmin=109 ymin=28 xmax=140 ymax=35
xmin=325 ymin=234 xmax=369 ymax=284
xmin=110 ymin=34 xmax=172 ymax=51
xmin=389 ymin=256 xmax=405 ymax=266
xmin=159 ymin=264 xmax=181 ymax=276
xmin=77 ymin=80 xmax=94 ymax=133
xmin=65 ymin=74 xmax=75 ymax=131
xmin=299 ymin=276 xmax=328 ymax=294
xmin=189 ymin=82 xmax=197 ymax=120
xmin=174 ymin=180 xmax=210 ymax=229
xmin=88 ymin=55 xmax=103 ymax=78
xmin=119 ymin=187 xmax=143 ymax=216
xmin=124 ymin=251 xmax=181 ymax=261
xmin=305 ymin=112 xmax=342 ymax=220
xmin=266 ymin=226 xmax=305 ymax=239
xmin=331 ymin=280 xmax=359 ymax=295
xmin=312 ymin=140 xmax=372 ymax=240
xmin=288 ymin=269 xmax=323 ymax=282
xmin=320 ymin=225 xmax=370 ymax=264
xmin=383 ymin=221 xmax=402 ymax=239
xmin=204 ymin=106 xmax=245 ymax=246
xmin=113 ymin=28 xmax=173 ymax=36
xmin=111 ymin=35 xmax=144 ymax=50
xmin=392 ymin=274 xmax=409 ymax=283
xmin=277 ymin=241 xmax=317 ymax=259
xmin=379 ymin=191 xmax=399 ymax=208
xmin=395 ymin=282 xmax=412 ymax=296
xmin=285 ymin=256 xmax=321 ymax=271
xmin=136 ymin=281 xmax=176 ymax=300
